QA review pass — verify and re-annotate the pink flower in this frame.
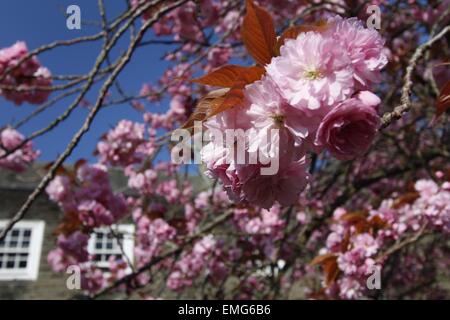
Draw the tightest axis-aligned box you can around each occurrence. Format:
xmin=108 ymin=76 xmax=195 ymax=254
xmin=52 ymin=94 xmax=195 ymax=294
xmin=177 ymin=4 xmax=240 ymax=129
xmin=201 ymin=142 xmax=250 ymax=202
xmin=0 ymin=42 xmax=52 ymax=105
xmin=266 ymin=32 xmax=354 ymax=112
xmin=193 ymin=235 xmax=216 ymax=256
xmin=337 ymin=249 xmax=363 ymax=275
xmin=338 ymin=277 xmax=364 ymax=299
xmin=239 ymin=157 xmax=310 ymax=209
xmin=96 ymin=120 xmax=151 ymax=167
xmin=201 ymin=105 xmax=253 ymax=202
xmin=127 ymin=168 xmax=158 ymax=195
xmin=0 ymin=127 xmax=40 ymax=172
xmin=47 ymin=231 xmax=89 ymax=273
xmin=244 ymin=205 xmax=284 ymax=235
xmin=206 ymin=47 xmax=232 ymax=72
xmin=245 ymin=77 xmax=308 ymax=159
xmin=167 ymin=235 xmax=218 ymax=291
xmin=47 ymin=248 xmax=74 ymax=273
xmin=327 ymin=16 xmax=388 ymax=89
xmin=0 ymin=42 xmax=40 ymax=77
xmin=77 ymin=200 xmax=115 ymax=227
xmin=46 ymin=162 xmax=127 ymax=228
xmin=46 ymin=175 xmax=72 ymax=203
xmin=415 ymin=179 xmax=439 ymax=198
xmin=315 ymin=91 xmax=381 ymax=160
xmin=352 ymin=234 xmax=379 ymax=257
xmin=57 ymin=231 xmax=90 ymax=262
xmin=326 ymin=232 xmax=343 ymax=252
xmin=80 ymin=265 xmax=106 ymax=295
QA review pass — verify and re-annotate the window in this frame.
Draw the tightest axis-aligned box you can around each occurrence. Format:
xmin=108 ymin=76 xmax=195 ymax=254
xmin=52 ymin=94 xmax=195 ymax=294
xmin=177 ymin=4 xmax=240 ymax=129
xmin=88 ymin=224 xmax=134 ymax=273
xmin=0 ymin=220 xmax=45 ymax=281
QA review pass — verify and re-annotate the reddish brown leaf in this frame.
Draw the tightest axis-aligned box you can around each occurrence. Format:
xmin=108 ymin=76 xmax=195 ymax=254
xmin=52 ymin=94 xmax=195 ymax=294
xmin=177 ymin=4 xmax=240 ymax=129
xmin=311 ymin=253 xmax=340 ymax=286
xmin=354 ymin=220 xmax=370 ymax=234
xmin=53 ymin=211 xmax=83 ymax=236
xmin=192 ymin=65 xmax=264 ymax=87
xmin=339 ymin=211 xmax=368 ymax=224
xmin=74 ymin=159 xmax=87 ymax=172
xmin=181 ymin=88 xmax=228 ymax=129
xmin=392 ymin=192 xmax=419 ymax=209
xmin=369 ymin=215 xmax=388 ymax=230
xmin=434 ymin=80 xmax=450 ymax=122
xmin=340 ymin=231 xmax=351 ymax=252
xmin=42 ymin=162 xmax=76 ymax=183
xmin=208 ymin=82 xmax=246 ymax=117
xmin=241 ymin=0 xmax=277 ymax=66
xmin=310 ymin=253 xmax=336 ymax=266
xmin=323 ymin=258 xmax=340 ymax=286
xmin=241 ymin=66 xmax=266 ymax=84
xmin=169 ymin=218 xmax=188 ymax=235
xmin=323 ymin=258 xmax=339 ymax=286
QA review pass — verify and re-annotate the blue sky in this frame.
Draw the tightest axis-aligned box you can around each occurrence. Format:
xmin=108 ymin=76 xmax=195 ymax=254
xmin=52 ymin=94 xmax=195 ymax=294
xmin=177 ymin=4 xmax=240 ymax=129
xmin=1 ymin=0 xmax=176 ymax=163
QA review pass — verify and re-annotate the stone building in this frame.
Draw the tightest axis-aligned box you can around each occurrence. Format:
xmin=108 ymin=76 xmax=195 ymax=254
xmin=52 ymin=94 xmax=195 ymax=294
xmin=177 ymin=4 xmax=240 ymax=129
xmin=0 ymin=166 xmax=134 ymax=300
xmin=0 ymin=167 xmax=71 ymax=299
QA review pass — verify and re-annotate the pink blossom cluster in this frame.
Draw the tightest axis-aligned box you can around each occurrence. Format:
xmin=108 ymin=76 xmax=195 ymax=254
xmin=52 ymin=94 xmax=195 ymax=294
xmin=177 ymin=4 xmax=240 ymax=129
xmin=376 ymin=179 xmax=450 ymax=236
xmin=231 ymin=205 xmax=287 ymax=263
xmin=131 ymin=1 xmax=236 ymax=132
xmin=201 ymin=16 xmax=387 ymax=209
xmin=48 ymin=230 xmax=107 ymax=295
xmin=141 ymin=64 xmax=194 ymax=131
xmin=320 ymin=178 xmax=450 ymax=299
xmin=234 ymin=205 xmax=284 ymax=237
xmin=133 ymin=0 xmax=220 ymax=39
xmin=96 ymin=120 xmax=156 ymax=167
xmin=0 ymin=127 xmax=40 ymax=172
xmin=46 ymin=163 xmax=127 ymax=228
xmin=126 ymin=160 xmax=193 ymax=205
xmin=167 ymin=235 xmax=226 ymax=291
xmin=46 ymin=163 xmax=129 ymax=295
xmin=0 ymin=41 xmax=52 ymax=105
xmin=47 ymin=231 xmax=90 ymax=273
xmin=133 ymin=207 xmax=176 ymax=268
xmin=47 ymin=230 xmax=108 ymax=295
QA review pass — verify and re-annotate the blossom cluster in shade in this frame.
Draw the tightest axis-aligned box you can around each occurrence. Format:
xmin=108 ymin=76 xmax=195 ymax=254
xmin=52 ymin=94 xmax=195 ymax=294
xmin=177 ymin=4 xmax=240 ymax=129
xmin=167 ymin=235 xmax=226 ymax=291
xmin=0 ymin=41 xmax=52 ymax=105
xmin=46 ymin=163 xmax=128 ymax=228
xmin=45 ymin=163 xmax=130 ymax=293
xmin=319 ymin=177 xmax=450 ymax=299
xmin=201 ymin=15 xmax=388 ymax=209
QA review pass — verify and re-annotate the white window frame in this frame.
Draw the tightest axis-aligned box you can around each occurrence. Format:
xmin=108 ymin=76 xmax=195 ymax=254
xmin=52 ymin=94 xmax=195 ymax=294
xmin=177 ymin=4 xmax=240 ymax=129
xmin=87 ymin=224 xmax=135 ymax=273
xmin=0 ymin=220 xmax=45 ymax=281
